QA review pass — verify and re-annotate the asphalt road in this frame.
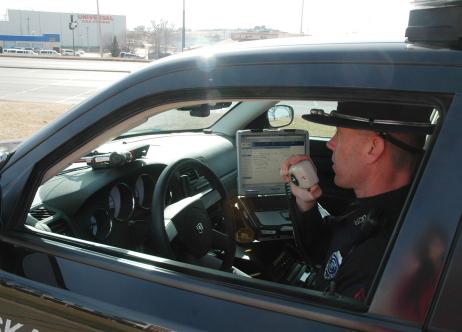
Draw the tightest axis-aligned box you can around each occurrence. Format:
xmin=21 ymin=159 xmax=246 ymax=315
xmin=0 ymin=56 xmax=150 ymax=104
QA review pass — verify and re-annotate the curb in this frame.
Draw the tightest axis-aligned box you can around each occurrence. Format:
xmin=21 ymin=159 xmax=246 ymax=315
xmin=0 ymin=65 xmax=132 ymax=73
xmin=0 ymin=54 xmax=150 ymax=63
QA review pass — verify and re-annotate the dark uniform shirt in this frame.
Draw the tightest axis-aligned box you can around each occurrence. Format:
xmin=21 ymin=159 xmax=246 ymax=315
xmin=290 ymin=185 xmax=410 ymax=300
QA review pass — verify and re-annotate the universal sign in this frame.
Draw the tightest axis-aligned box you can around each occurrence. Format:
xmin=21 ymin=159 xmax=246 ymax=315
xmin=77 ymin=14 xmax=113 ymax=24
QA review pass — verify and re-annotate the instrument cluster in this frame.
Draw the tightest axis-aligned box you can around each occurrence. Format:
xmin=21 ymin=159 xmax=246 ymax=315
xmin=86 ymin=170 xmax=185 ymax=242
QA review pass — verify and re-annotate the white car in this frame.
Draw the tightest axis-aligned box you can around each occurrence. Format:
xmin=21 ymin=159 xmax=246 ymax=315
xmin=119 ymin=51 xmax=140 ymax=59
xmin=3 ymin=48 xmax=37 ymax=55
xmin=39 ymin=49 xmax=61 ymax=56
xmin=61 ymin=49 xmax=79 ymax=56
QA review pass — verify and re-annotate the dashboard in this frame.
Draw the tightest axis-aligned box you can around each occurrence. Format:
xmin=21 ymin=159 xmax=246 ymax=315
xmin=27 ymin=132 xmax=238 ymax=250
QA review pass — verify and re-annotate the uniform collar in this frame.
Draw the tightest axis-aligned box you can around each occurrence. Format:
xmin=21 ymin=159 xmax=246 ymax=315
xmin=354 ymin=185 xmax=410 ymax=210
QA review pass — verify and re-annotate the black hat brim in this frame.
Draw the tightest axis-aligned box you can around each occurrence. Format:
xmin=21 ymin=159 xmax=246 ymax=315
xmin=302 ymin=112 xmax=435 ymax=134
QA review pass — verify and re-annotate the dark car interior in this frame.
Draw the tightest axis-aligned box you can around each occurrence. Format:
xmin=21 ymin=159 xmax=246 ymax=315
xmin=20 ymin=97 xmax=438 ymax=305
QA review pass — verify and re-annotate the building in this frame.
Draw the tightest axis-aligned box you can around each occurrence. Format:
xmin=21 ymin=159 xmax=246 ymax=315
xmin=0 ymin=33 xmax=60 ymax=50
xmin=0 ymin=9 xmax=126 ymax=50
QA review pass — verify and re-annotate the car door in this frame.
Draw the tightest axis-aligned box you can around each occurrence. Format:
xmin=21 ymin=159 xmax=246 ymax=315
xmin=1 ymin=37 xmax=459 ymax=331
xmin=0 ymin=91 xmax=406 ymax=331
xmin=0 ymin=234 xmax=413 ymax=331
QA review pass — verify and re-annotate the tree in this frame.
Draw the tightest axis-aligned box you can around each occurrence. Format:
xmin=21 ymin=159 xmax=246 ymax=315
xmin=111 ymin=36 xmax=120 ymax=57
xmin=126 ymin=25 xmax=150 ymax=52
xmin=150 ymin=19 xmax=175 ymax=59
xmin=133 ymin=25 xmax=147 ymax=33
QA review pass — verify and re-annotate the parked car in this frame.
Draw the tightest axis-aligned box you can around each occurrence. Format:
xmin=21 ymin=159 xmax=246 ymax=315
xmin=61 ymin=49 xmax=79 ymax=56
xmin=0 ymin=3 xmax=462 ymax=331
xmin=24 ymin=47 xmax=40 ymax=53
xmin=2 ymin=48 xmax=15 ymax=54
xmin=2 ymin=48 xmax=37 ymax=55
xmin=39 ymin=49 xmax=61 ymax=56
xmin=119 ymin=51 xmax=141 ymax=59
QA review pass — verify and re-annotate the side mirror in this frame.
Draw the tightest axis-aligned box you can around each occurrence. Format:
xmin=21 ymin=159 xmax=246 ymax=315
xmin=267 ymin=105 xmax=294 ymax=128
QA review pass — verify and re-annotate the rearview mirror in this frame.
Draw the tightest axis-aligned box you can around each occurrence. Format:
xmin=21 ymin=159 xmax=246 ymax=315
xmin=267 ymin=105 xmax=294 ymax=127
xmin=178 ymin=102 xmax=233 ymax=117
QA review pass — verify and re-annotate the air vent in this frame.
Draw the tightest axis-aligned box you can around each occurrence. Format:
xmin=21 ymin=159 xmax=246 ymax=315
xmin=178 ymin=166 xmax=209 ymax=193
xmin=179 ymin=167 xmax=199 ymax=181
xmin=47 ymin=219 xmax=72 ymax=236
xmin=30 ymin=206 xmax=56 ymax=221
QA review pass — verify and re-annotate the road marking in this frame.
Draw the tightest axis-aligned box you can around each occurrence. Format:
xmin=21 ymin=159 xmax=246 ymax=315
xmin=58 ymin=88 xmax=98 ymax=104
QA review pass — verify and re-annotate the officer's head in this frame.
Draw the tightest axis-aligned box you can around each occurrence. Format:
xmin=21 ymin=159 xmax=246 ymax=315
xmin=302 ymin=101 xmax=434 ymax=195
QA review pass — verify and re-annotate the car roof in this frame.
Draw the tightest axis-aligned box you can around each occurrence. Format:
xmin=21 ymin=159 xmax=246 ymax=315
xmin=8 ymin=38 xmax=462 ymax=165
xmin=178 ymin=37 xmax=462 ymax=67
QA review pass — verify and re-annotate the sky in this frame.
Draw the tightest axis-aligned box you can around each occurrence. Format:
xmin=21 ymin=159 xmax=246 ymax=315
xmin=0 ymin=0 xmax=412 ymax=37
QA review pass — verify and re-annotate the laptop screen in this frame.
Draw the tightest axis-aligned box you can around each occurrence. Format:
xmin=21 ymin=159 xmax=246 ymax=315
xmin=237 ymin=130 xmax=309 ymax=196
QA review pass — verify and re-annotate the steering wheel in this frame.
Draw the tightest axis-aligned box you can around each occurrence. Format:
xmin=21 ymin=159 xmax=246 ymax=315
xmin=148 ymin=158 xmax=236 ymax=271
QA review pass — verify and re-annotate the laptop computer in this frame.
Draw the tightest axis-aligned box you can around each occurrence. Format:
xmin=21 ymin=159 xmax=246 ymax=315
xmin=236 ymin=129 xmax=310 ymax=240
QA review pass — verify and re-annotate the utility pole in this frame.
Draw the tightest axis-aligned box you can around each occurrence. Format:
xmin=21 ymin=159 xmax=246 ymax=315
xmin=69 ymin=15 xmax=78 ymax=54
xmin=96 ymin=0 xmax=103 ymax=58
xmin=300 ymin=0 xmax=305 ymax=35
xmin=182 ymin=0 xmax=185 ymax=51
xmin=86 ymin=26 xmax=89 ymax=52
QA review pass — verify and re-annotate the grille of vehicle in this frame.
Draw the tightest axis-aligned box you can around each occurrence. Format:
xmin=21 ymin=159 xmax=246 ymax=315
xmin=29 ymin=206 xmax=56 ymax=221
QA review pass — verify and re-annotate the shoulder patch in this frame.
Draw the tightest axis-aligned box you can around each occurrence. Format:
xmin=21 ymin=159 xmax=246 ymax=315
xmin=324 ymin=250 xmax=343 ymax=280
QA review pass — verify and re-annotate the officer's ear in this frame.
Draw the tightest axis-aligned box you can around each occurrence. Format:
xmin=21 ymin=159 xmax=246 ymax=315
xmin=365 ymin=133 xmax=385 ymax=164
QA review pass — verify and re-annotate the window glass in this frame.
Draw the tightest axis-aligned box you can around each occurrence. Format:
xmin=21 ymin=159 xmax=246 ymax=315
xmin=26 ymin=98 xmax=437 ymax=310
xmin=277 ymin=100 xmax=337 ymax=138
xmin=123 ymin=102 xmax=237 ymax=136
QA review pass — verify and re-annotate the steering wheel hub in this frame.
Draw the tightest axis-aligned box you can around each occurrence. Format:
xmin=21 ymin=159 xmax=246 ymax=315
xmin=174 ymin=199 xmax=213 ymax=257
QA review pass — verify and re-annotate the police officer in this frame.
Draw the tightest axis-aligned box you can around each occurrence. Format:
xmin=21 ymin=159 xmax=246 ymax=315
xmin=280 ymin=101 xmax=435 ymax=300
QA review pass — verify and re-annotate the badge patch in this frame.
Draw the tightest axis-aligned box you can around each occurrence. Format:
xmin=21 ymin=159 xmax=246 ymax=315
xmin=324 ymin=250 xmax=343 ymax=280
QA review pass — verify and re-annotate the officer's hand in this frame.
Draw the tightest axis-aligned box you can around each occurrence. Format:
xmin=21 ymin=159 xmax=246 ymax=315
xmin=280 ymin=155 xmax=322 ymax=212
xmin=280 ymin=154 xmax=310 ymax=182
xmin=289 ymin=182 xmax=322 ymax=212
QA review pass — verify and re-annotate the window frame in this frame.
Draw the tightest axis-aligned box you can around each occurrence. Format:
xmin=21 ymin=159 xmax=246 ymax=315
xmin=0 ymin=86 xmax=452 ymax=322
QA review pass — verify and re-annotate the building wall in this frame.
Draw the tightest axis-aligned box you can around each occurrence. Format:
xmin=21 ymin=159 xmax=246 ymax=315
xmin=0 ymin=34 xmax=60 ymax=49
xmin=0 ymin=9 xmax=126 ymax=50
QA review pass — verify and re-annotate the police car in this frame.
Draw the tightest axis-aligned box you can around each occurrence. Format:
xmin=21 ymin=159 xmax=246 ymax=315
xmin=0 ymin=3 xmax=461 ymax=331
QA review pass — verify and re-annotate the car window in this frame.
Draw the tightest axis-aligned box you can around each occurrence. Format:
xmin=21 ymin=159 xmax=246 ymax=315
xmin=15 ymin=95 xmax=449 ymax=332
xmin=277 ymin=100 xmax=337 ymax=138
xmin=26 ymin=94 xmax=439 ymax=311
xmin=121 ymin=102 xmax=238 ymax=136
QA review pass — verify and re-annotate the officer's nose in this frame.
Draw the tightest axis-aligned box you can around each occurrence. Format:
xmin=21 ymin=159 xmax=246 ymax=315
xmin=326 ymin=130 xmax=338 ymax=151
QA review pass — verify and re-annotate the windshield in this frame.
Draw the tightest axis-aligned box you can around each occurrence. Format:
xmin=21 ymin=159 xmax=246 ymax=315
xmin=122 ymin=102 xmax=237 ymax=135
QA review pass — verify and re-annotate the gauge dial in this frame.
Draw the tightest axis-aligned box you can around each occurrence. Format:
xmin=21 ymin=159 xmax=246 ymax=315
xmin=108 ymin=183 xmax=135 ymax=222
xmin=89 ymin=209 xmax=112 ymax=241
xmin=134 ymin=174 xmax=155 ymax=209
xmin=90 ymin=216 xmax=98 ymax=237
